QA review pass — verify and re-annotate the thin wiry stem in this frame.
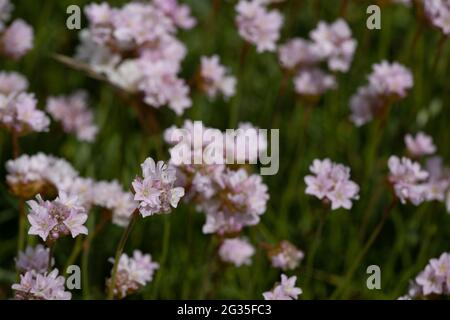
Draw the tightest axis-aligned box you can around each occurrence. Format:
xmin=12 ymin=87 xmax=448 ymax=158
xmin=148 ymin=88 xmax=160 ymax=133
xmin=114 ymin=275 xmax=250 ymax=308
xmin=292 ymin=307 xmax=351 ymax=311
xmin=107 ymin=210 xmax=139 ymax=300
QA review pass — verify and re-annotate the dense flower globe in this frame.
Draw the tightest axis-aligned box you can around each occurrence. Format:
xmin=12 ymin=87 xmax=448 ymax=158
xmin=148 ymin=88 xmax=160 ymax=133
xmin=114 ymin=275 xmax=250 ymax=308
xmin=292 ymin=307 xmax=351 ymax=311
xmin=219 ymin=237 xmax=255 ymax=267
xmin=12 ymin=269 xmax=71 ymax=300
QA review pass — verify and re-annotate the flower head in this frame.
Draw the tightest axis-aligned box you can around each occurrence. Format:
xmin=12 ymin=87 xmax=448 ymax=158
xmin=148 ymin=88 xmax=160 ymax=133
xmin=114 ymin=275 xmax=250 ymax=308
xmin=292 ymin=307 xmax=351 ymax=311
xmin=16 ymin=245 xmax=52 ymax=274
xmin=263 ymin=274 xmax=302 ymax=300
xmin=200 ymin=55 xmax=236 ymax=100
xmin=1 ymin=19 xmax=33 ymax=59
xmin=405 ymin=132 xmax=436 ymax=157
xmin=368 ymin=61 xmax=413 ymax=98
xmin=12 ymin=269 xmax=71 ymax=300
xmin=219 ymin=237 xmax=255 ymax=267
xmin=269 ymin=241 xmax=304 ymax=271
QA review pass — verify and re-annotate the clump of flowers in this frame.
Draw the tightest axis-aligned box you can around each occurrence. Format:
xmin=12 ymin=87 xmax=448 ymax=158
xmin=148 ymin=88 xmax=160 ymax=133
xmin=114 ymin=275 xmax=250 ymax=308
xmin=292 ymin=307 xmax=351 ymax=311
xmin=27 ymin=192 xmax=88 ymax=244
xmin=423 ymin=0 xmax=450 ymax=35
xmin=235 ymin=0 xmax=283 ymax=53
xmin=304 ymin=159 xmax=360 ymax=210
xmin=199 ymin=55 xmax=236 ymax=100
xmin=400 ymin=252 xmax=450 ymax=299
xmin=164 ymin=120 xmax=269 ymax=235
xmin=278 ymin=19 xmax=356 ymax=99
xmin=0 ymin=0 xmax=33 ymax=59
xmin=263 ymin=274 xmax=302 ymax=300
xmin=46 ymin=90 xmax=98 ymax=142
xmin=267 ymin=241 xmax=304 ymax=271
xmin=12 ymin=269 xmax=71 ymax=300
xmin=132 ymin=157 xmax=185 ymax=217
xmin=6 ymin=153 xmax=78 ymax=199
xmin=405 ymin=132 xmax=436 ymax=158
xmin=0 ymin=71 xmax=49 ymax=135
xmin=218 ymin=237 xmax=255 ymax=267
xmin=349 ymin=61 xmax=413 ymax=126
xmin=16 ymin=245 xmax=52 ymax=274
xmin=107 ymin=250 xmax=159 ymax=299
xmin=74 ymin=1 xmax=195 ymax=115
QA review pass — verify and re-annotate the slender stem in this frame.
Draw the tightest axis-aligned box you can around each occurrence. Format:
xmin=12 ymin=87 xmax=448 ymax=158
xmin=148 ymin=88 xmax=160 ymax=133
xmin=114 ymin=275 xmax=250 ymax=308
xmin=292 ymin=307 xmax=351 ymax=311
xmin=339 ymin=0 xmax=349 ymax=18
xmin=151 ymin=215 xmax=171 ymax=298
xmin=13 ymin=133 xmax=27 ymax=256
xmin=431 ymin=34 xmax=447 ymax=74
xmin=107 ymin=210 xmax=139 ymax=300
xmin=47 ymin=243 xmax=55 ymax=272
xmin=332 ymin=196 xmax=397 ymax=298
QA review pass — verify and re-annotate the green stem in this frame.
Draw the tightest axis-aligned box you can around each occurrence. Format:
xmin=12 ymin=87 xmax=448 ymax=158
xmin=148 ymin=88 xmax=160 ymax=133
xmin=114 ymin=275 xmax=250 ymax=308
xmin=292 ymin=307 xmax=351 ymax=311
xmin=107 ymin=210 xmax=139 ymax=300
xmin=151 ymin=215 xmax=171 ymax=298
xmin=47 ymin=243 xmax=55 ymax=272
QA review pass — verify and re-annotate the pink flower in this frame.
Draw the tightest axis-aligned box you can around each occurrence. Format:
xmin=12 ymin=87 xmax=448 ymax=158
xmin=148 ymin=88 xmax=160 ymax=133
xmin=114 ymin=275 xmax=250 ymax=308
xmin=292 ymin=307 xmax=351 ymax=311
xmin=16 ymin=245 xmax=52 ymax=274
xmin=310 ymin=19 xmax=357 ymax=72
xmin=107 ymin=250 xmax=159 ymax=299
xmin=0 ymin=92 xmax=50 ymax=134
xmin=305 ymin=159 xmax=360 ymax=210
xmin=349 ymin=85 xmax=383 ymax=126
xmin=388 ymin=156 xmax=429 ymax=205
xmin=263 ymin=274 xmax=302 ymax=300
xmin=132 ymin=157 xmax=185 ymax=217
xmin=27 ymin=192 xmax=88 ymax=243
xmin=0 ymin=71 xmax=28 ymax=95
xmin=294 ymin=68 xmax=336 ymax=96
xmin=0 ymin=0 xmax=13 ymax=32
xmin=270 ymin=241 xmax=304 ymax=271
xmin=153 ymin=0 xmax=196 ymax=30
xmin=200 ymin=55 xmax=236 ymax=99
xmin=1 ymin=19 xmax=33 ymax=59
xmin=368 ymin=61 xmax=413 ymax=98
xmin=46 ymin=90 xmax=98 ymax=142
xmin=278 ymin=38 xmax=321 ymax=71
xmin=424 ymin=0 xmax=450 ymax=35
xmin=405 ymin=132 xmax=437 ymax=157
xmin=235 ymin=0 xmax=283 ymax=53
xmin=219 ymin=237 xmax=255 ymax=267
xmin=12 ymin=269 xmax=71 ymax=300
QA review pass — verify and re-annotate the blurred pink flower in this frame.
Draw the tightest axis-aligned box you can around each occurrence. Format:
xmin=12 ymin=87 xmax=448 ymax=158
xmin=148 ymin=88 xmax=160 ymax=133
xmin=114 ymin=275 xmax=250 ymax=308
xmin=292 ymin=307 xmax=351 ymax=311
xmin=263 ymin=274 xmax=302 ymax=300
xmin=1 ymin=19 xmax=33 ymax=59
xmin=294 ymin=68 xmax=336 ymax=96
xmin=405 ymin=132 xmax=436 ymax=157
xmin=200 ymin=55 xmax=236 ymax=99
xmin=12 ymin=269 xmax=71 ymax=300
xmin=235 ymin=0 xmax=283 ymax=52
xmin=424 ymin=0 xmax=450 ymax=35
xmin=219 ymin=237 xmax=255 ymax=267
xmin=16 ymin=245 xmax=52 ymax=274
xmin=368 ymin=61 xmax=413 ymax=98
xmin=278 ymin=38 xmax=321 ymax=71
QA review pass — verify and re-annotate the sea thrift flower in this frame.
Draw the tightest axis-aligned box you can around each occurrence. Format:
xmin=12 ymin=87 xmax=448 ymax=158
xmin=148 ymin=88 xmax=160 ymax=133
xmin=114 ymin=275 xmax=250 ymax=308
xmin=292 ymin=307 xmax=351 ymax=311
xmin=310 ymin=19 xmax=357 ymax=72
xmin=1 ymin=19 xmax=33 ymax=59
xmin=0 ymin=71 xmax=28 ymax=94
xmin=235 ymin=0 xmax=283 ymax=53
xmin=424 ymin=157 xmax=450 ymax=202
xmin=294 ymin=68 xmax=336 ymax=96
xmin=278 ymin=38 xmax=320 ymax=71
xmin=219 ymin=237 xmax=255 ymax=267
xmin=0 ymin=0 xmax=13 ymax=32
xmin=269 ymin=241 xmax=304 ymax=271
xmin=132 ymin=157 xmax=185 ymax=217
xmin=0 ymin=92 xmax=50 ymax=134
xmin=368 ymin=61 xmax=413 ymax=98
xmin=402 ymin=252 xmax=450 ymax=299
xmin=16 ymin=245 xmax=52 ymax=274
xmin=424 ymin=0 xmax=450 ymax=35
xmin=263 ymin=274 xmax=302 ymax=300
xmin=27 ymin=192 xmax=88 ymax=243
xmin=75 ymin=2 xmax=193 ymax=115
xmin=405 ymin=132 xmax=437 ymax=157
xmin=6 ymin=153 xmax=78 ymax=199
xmin=388 ymin=156 xmax=429 ymax=205
xmin=107 ymin=250 xmax=159 ymax=299
xmin=305 ymin=159 xmax=360 ymax=210
xmin=12 ymin=269 xmax=71 ymax=300
xmin=46 ymin=90 xmax=98 ymax=142
xmin=349 ymin=85 xmax=383 ymax=126
xmin=200 ymin=55 xmax=236 ymax=99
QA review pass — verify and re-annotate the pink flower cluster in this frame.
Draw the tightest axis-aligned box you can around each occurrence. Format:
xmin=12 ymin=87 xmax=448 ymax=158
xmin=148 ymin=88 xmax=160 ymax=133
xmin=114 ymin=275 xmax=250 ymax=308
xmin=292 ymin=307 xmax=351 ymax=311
xmin=46 ymin=90 xmax=98 ymax=142
xmin=424 ymin=0 xmax=450 ymax=35
xmin=278 ymin=19 xmax=356 ymax=97
xmin=405 ymin=132 xmax=436 ymax=157
xmin=263 ymin=274 xmax=302 ymax=300
xmin=27 ymin=192 xmax=88 ymax=243
xmin=305 ymin=159 xmax=360 ymax=210
xmin=200 ymin=55 xmax=236 ymax=100
xmin=400 ymin=252 xmax=450 ymax=299
xmin=107 ymin=250 xmax=159 ymax=299
xmin=164 ymin=120 xmax=269 ymax=234
xmin=16 ymin=245 xmax=52 ymax=274
xmin=350 ymin=61 xmax=413 ymax=126
xmin=132 ymin=157 xmax=185 ymax=217
xmin=12 ymin=269 xmax=71 ymax=300
xmin=269 ymin=241 xmax=304 ymax=271
xmin=76 ymin=1 xmax=195 ymax=115
xmin=235 ymin=0 xmax=283 ymax=53
xmin=218 ymin=237 xmax=255 ymax=267
xmin=0 ymin=0 xmax=33 ymax=59
xmin=0 ymin=71 xmax=49 ymax=135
